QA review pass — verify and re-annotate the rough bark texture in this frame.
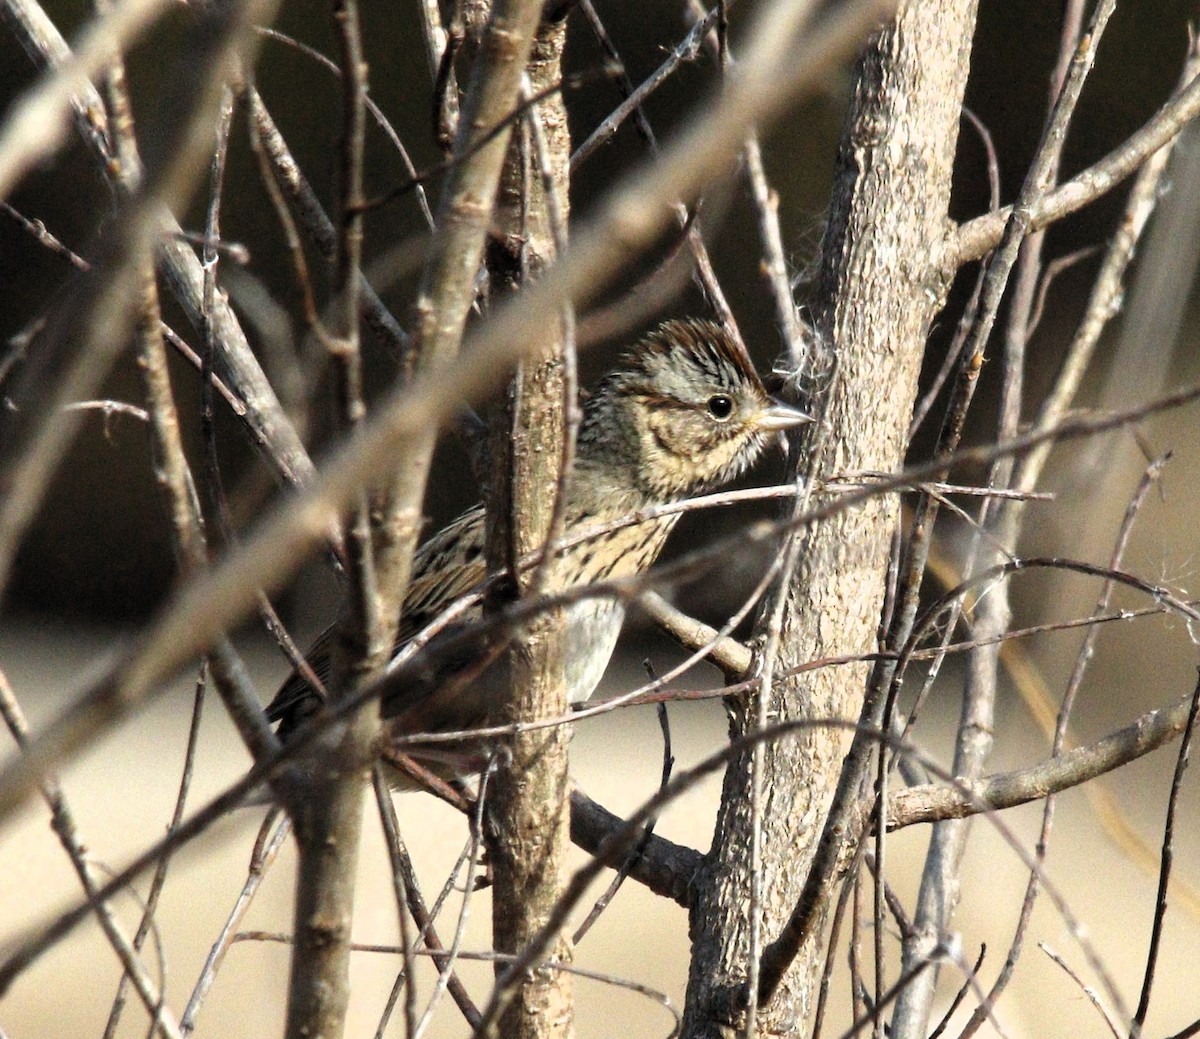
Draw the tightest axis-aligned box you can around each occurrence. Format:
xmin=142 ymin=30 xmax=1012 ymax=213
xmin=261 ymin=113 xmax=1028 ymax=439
xmin=282 ymin=3 xmax=381 ymax=1035
xmin=282 ymin=734 xmax=372 ymax=1039
xmin=681 ymin=2 xmax=979 ymax=1035
xmin=483 ymin=15 xmax=575 ymax=1039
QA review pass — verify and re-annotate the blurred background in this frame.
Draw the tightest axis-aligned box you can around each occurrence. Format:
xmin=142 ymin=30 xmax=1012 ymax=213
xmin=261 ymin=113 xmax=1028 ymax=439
xmin=3 ymin=0 xmax=1200 ymax=1036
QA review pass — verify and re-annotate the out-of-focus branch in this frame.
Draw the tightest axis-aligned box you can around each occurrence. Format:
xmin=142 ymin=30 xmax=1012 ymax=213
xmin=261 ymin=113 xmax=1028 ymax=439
xmin=0 ymin=0 xmax=170 ymax=197
xmin=0 ymin=0 xmax=113 ymax=161
xmin=2 ymin=0 xmax=319 ymax=493
xmin=0 ymin=0 xmax=283 ymax=595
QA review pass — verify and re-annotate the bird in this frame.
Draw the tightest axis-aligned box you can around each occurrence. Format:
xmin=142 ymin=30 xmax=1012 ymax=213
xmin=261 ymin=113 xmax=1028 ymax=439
xmin=265 ymin=318 xmax=811 ymax=783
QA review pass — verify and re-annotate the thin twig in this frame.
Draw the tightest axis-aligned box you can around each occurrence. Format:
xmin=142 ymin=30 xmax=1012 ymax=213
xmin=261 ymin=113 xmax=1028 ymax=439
xmin=832 ymin=955 xmax=937 ymax=1039
xmin=927 ymin=944 xmax=985 ymax=1039
xmin=1039 ymin=943 xmax=1123 ymax=1039
xmin=686 ymin=0 xmax=802 ymax=354
xmin=180 ymin=813 xmax=289 ymax=1034
xmin=414 ymin=757 xmax=496 ymax=1039
xmin=1130 ymin=674 xmax=1200 ymax=1035
xmin=0 ymin=199 xmax=90 ymax=269
xmin=103 ymin=662 xmax=207 ymax=1039
xmin=811 ymin=847 xmax=863 ymax=1039
xmin=573 ymin=679 xmax=675 ymax=945
xmin=744 ymin=469 xmax=816 ymax=1034
xmin=372 ymin=769 xmax=421 ymax=1039
xmin=1014 ymin=35 xmax=1200 ymax=498
xmin=371 ymin=767 xmax=483 ymax=1032
xmin=0 ymin=668 xmax=184 ymax=1039
xmin=960 ymin=452 xmax=1168 ymax=1038
xmin=570 ymin=2 xmax=717 ymax=170
xmin=908 ymin=106 xmax=999 ymax=437
xmin=890 ymin=6 xmax=1117 ymax=1034
xmin=244 ymin=84 xmax=408 ymax=356
xmin=0 ymin=0 xmax=171 ymax=197
xmin=5 ymin=0 xmax=318 ymax=495
xmin=574 ymin=0 xmax=738 ymax=332
xmin=256 ymin=25 xmax=434 ymax=228
xmin=5 ymin=368 xmax=1200 ymax=834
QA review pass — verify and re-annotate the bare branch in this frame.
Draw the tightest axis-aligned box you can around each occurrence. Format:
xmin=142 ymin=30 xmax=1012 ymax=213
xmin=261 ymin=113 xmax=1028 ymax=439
xmin=481 ymin=10 xmax=576 ymax=1039
xmin=278 ymin=0 xmax=381 ymax=1033
xmin=1130 ymin=676 xmax=1200 ymax=1034
xmin=0 ymin=0 xmax=170 ymax=196
xmin=886 ymin=682 xmax=1199 ymax=831
xmin=1039 ymin=944 xmax=1123 ymax=1039
xmin=244 ymin=84 xmax=410 ymax=356
xmin=180 ymin=814 xmax=289 ymax=1035
xmin=639 ymin=592 xmax=752 ymax=679
xmin=953 ymin=70 xmax=1200 ymax=269
xmin=0 ymin=0 xmax=287 ymax=596
xmin=0 ymin=667 xmax=184 ymax=1039
xmin=5 ymin=368 xmax=1200 ymax=833
xmin=1015 ymin=35 xmax=1200 ymax=497
xmin=5 ymin=0 xmax=319 ymax=493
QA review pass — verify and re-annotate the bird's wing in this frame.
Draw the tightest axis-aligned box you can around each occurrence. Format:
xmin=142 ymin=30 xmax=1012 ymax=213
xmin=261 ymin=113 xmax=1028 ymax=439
xmin=397 ymin=506 xmax=487 ymax=636
xmin=264 ymin=506 xmax=489 ymax=733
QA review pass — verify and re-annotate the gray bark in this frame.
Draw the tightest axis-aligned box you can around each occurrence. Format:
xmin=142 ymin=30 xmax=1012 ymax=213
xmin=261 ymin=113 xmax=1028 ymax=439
xmin=681 ymin=2 xmax=979 ymax=1035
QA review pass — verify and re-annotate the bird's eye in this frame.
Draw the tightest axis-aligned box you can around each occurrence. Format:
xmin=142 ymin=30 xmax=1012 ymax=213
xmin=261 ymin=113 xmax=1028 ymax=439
xmin=706 ymin=394 xmax=735 ymax=420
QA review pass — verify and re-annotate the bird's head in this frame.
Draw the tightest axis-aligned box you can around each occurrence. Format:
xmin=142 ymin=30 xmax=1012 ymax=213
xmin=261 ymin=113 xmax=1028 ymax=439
xmin=580 ymin=319 xmax=811 ymax=500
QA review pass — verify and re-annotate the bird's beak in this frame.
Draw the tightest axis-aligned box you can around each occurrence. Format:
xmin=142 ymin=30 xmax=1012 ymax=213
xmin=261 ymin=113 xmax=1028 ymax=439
xmin=758 ymin=399 xmax=813 ymax=431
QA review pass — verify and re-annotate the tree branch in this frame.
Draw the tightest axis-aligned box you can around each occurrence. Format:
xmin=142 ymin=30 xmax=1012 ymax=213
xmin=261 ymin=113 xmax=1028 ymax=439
xmin=885 ymin=684 xmax=1200 ymax=831
xmin=952 ymin=69 xmax=1200 ymax=269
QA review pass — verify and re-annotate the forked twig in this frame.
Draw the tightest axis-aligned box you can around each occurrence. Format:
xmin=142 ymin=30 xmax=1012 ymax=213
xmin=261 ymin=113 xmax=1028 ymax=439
xmin=181 ymin=813 xmax=290 ymax=1035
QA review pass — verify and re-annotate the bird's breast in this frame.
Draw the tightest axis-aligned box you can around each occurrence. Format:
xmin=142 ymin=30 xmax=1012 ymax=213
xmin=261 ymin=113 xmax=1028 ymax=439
xmin=559 ymin=512 xmax=679 ymax=582
xmin=561 ymin=598 xmax=625 ymax=705
xmin=550 ymin=511 xmax=679 ymax=703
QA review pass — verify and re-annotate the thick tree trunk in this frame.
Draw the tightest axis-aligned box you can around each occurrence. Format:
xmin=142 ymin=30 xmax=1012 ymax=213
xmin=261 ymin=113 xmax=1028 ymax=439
xmin=681 ymin=2 xmax=979 ymax=1035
